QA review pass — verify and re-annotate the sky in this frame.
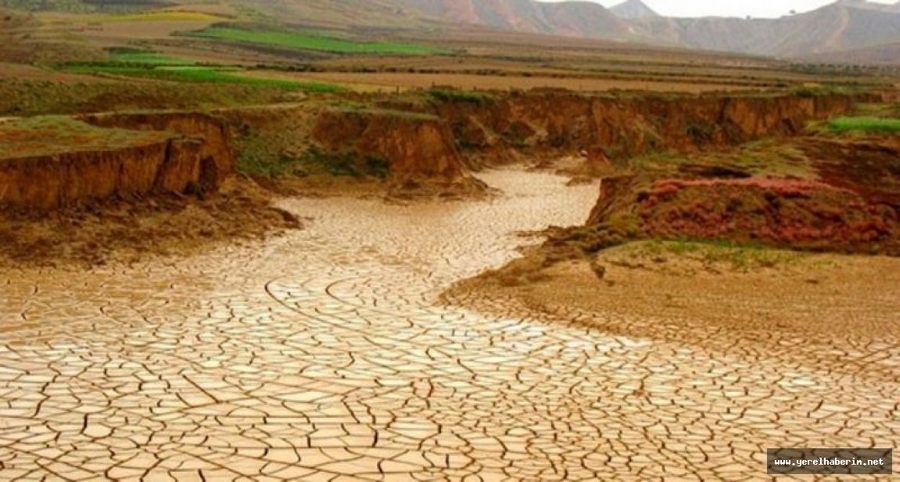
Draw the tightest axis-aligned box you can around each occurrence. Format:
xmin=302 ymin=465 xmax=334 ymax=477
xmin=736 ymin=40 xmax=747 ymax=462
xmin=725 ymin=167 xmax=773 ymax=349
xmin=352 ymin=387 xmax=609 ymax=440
xmin=542 ymin=0 xmax=896 ymax=18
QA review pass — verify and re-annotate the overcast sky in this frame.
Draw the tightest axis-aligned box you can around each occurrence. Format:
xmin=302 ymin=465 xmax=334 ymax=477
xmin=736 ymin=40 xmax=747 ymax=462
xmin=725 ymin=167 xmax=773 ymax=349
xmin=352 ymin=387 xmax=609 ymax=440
xmin=541 ymin=0 xmax=895 ymax=18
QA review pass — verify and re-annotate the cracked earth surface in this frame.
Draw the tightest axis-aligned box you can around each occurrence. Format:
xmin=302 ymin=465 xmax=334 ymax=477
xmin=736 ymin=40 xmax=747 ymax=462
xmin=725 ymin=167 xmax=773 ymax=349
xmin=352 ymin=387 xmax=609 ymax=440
xmin=0 ymin=169 xmax=897 ymax=481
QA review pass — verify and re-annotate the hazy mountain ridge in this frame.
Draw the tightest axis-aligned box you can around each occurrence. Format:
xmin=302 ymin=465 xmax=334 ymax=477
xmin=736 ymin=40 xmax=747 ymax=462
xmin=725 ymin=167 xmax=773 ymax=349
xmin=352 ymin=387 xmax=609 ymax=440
xmin=390 ymin=0 xmax=629 ymax=36
xmin=2 ymin=0 xmax=898 ymax=61
xmin=609 ymin=0 xmax=659 ymax=20
xmin=388 ymin=0 xmax=899 ymax=60
xmin=393 ymin=0 xmax=900 ymax=62
xmin=639 ymin=0 xmax=900 ymax=57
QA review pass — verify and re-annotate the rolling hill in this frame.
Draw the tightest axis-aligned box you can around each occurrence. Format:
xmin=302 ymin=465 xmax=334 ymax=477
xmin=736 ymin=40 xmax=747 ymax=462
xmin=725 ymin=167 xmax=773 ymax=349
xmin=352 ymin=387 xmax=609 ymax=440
xmin=386 ymin=0 xmax=900 ymax=61
xmin=1 ymin=0 xmax=898 ymax=62
xmin=389 ymin=0 xmax=629 ymax=37
xmin=628 ymin=0 xmax=900 ymax=58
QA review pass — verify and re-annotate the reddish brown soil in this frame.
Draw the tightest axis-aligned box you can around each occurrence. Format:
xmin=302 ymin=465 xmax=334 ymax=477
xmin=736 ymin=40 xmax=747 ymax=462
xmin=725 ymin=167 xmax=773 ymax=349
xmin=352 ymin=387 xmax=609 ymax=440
xmin=567 ymin=119 xmax=900 ymax=256
xmin=804 ymin=136 xmax=900 ymax=206
xmin=632 ymin=177 xmax=896 ymax=253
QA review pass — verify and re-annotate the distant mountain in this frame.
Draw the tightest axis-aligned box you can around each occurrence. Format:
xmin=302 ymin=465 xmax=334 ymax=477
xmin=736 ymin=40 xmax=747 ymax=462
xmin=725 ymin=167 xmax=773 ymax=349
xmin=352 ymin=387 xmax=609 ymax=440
xmin=609 ymin=0 xmax=659 ymax=20
xmin=390 ymin=0 xmax=629 ymax=37
xmin=2 ymin=0 xmax=898 ymax=62
xmin=629 ymin=0 xmax=900 ymax=58
xmin=389 ymin=0 xmax=900 ymax=61
xmin=803 ymin=41 xmax=900 ymax=64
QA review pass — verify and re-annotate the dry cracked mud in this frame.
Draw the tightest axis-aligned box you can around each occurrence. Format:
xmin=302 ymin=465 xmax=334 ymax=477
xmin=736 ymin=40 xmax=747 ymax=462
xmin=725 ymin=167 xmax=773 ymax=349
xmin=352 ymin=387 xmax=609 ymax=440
xmin=0 ymin=169 xmax=897 ymax=481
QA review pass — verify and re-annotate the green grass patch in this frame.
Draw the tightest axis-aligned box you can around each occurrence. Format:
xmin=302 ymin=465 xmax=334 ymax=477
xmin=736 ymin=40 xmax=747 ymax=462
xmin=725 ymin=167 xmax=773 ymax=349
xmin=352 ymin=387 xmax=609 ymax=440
xmin=189 ymin=26 xmax=442 ymax=55
xmin=614 ymin=239 xmax=807 ymax=271
xmin=63 ymin=61 xmax=345 ymax=93
xmin=107 ymin=48 xmax=196 ymax=66
xmin=426 ymin=88 xmax=494 ymax=105
xmin=829 ymin=116 xmax=900 ymax=134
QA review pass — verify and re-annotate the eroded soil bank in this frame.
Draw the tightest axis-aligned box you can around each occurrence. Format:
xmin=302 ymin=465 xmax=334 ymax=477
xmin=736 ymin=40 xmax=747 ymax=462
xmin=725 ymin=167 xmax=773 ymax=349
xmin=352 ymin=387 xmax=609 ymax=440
xmin=0 ymin=169 xmax=896 ymax=480
xmin=0 ymin=90 xmax=865 ymax=211
xmin=0 ymin=113 xmax=234 ymax=209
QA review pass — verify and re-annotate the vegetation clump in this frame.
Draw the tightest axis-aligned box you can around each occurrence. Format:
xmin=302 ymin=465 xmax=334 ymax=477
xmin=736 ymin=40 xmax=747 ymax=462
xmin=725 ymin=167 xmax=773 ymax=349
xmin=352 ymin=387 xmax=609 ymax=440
xmin=238 ymin=140 xmax=389 ymax=179
xmin=427 ymin=88 xmax=494 ymax=105
xmin=829 ymin=116 xmax=900 ymax=134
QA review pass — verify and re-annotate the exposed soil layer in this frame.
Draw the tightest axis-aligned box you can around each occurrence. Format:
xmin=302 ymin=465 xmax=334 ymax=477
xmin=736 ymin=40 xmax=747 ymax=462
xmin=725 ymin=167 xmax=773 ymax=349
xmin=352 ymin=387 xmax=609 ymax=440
xmin=431 ymin=92 xmax=856 ymax=163
xmin=223 ymin=91 xmax=859 ymax=199
xmin=312 ymin=108 xmax=488 ymax=196
xmin=0 ymin=112 xmax=235 ymax=209
xmin=79 ymin=111 xmax=236 ymax=187
xmin=803 ymin=136 xmax=900 ymax=206
xmin=448 ymin=241 xmax=900 ymax=340
xmin=0 ymin=91 xmax=868 ymax=226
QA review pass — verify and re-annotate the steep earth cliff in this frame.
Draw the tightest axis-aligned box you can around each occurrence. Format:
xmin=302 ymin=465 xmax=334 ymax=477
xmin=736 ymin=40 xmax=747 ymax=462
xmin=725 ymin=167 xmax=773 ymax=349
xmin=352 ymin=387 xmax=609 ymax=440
xmin=79 ymin=112 xmax=235 ymax=189
xmin=313 ymin=108 xmax=487 ymax=194
xmin=581 ymin=134 xmax=899 ymax=255
xmin=0 ymin=113 xmax=234 ymax=209
xmin=434 ymin=92 xmax=856 ymax=163
xmin=0 ymin=91 xmax=862 ymax=209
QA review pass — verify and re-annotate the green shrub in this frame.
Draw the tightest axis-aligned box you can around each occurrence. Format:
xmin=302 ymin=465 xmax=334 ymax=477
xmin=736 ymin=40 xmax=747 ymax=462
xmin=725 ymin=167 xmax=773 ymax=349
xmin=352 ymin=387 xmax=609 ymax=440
xmin=237 ymin=142 xmax=390 ymax=179
xmin=829 ymin=116 xmax=900 ymax=134
xmin=427 ymin=89 xmax=494 ymax=105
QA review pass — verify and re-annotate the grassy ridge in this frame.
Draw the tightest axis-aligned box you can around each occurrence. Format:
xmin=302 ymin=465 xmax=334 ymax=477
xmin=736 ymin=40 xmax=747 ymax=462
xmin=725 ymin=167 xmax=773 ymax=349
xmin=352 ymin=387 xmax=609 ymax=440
xmin=190 ymin=26 xmax=443 ymax=55
xmin=829 ymin=117 xmax=900 ymax=134
xmin=0 ymin=79 xmax=295 ymax=116
xmin=80 ymin=11 xmax=226 ymax=22
xmin=107 ymin=48 xmax=196 ymax=66
xmin=63 ymin=50 xmax=345 ymax=93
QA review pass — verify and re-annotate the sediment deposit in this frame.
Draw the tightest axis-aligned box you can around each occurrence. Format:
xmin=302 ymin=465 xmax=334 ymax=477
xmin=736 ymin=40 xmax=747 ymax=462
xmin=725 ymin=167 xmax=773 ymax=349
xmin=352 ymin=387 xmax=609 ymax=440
xmin=1 ymin=169 xmax=897 ymax=480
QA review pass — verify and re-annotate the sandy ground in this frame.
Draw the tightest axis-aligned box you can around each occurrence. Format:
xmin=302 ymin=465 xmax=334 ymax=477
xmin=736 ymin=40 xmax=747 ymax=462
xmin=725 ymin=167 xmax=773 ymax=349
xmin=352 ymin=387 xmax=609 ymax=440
xmin=0 ymin=169 xmax=897 ymax=480
xmin=448 ymin=241 xmax=900 ymax=348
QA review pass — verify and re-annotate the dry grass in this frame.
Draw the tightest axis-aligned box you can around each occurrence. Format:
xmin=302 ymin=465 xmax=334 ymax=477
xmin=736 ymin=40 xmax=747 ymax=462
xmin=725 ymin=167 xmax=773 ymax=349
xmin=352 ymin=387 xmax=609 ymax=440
xmin=44 ymin=10 xmax=228 ymax=24
xmin=0 ymin=116 xmax=170 ymax=159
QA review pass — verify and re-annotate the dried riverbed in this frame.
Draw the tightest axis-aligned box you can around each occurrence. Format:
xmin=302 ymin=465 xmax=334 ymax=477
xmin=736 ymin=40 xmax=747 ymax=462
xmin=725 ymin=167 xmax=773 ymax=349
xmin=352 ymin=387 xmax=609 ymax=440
xmin=0 ymin=169 xmax=897 ymax=480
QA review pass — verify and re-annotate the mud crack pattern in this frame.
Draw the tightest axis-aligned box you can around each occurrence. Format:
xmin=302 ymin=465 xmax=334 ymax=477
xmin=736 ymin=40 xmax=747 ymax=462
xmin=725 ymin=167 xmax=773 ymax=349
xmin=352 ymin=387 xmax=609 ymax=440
xmin=1 ymin=170 xmax=897 ymax=481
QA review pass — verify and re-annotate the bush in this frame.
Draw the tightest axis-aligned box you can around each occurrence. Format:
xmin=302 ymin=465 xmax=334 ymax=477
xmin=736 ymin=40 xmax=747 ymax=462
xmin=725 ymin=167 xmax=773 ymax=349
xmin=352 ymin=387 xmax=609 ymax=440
xmin=427 ymin=89 xmax=494 ymax=105
xmin=829 ymin=117 xmax=900 ymax=134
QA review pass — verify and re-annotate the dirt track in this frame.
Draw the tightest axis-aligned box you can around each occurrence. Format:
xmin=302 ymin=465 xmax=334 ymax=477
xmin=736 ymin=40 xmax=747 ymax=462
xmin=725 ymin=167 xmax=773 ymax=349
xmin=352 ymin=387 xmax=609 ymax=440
xmin=0 ymin=169 xmax=897 ymax=480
